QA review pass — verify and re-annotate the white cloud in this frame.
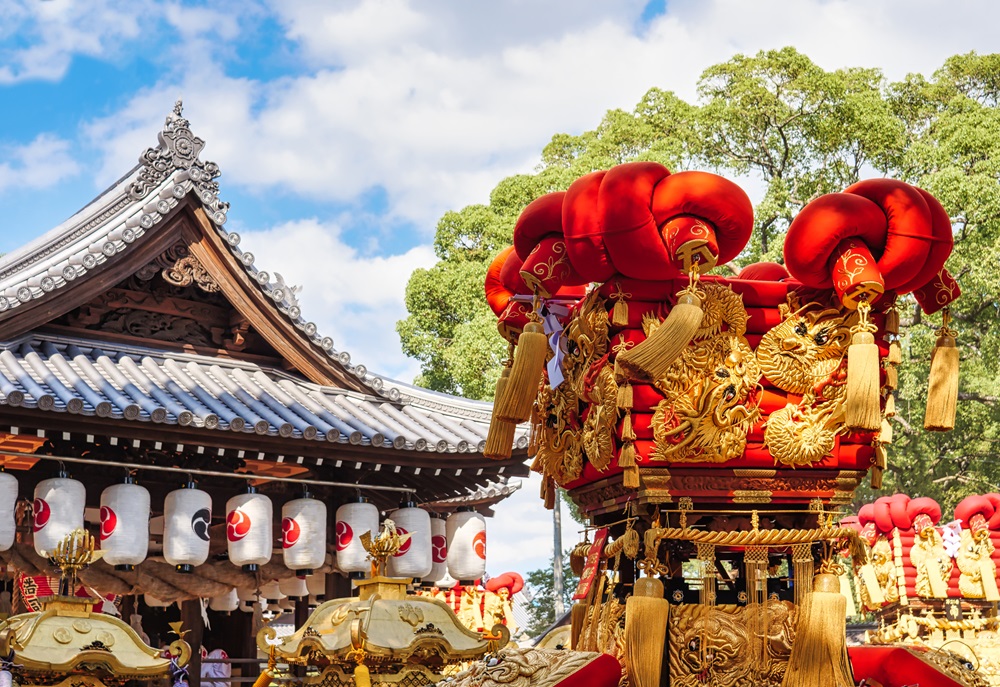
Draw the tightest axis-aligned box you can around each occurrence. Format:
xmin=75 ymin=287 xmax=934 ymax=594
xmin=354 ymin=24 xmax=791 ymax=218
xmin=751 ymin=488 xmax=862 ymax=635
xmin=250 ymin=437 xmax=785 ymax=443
xmin=0 ymin=134 xmax=80 ymax=192
xmin=487 ymin=471 xmax=581 ymax=577
xmin=235 ymin=218 xmax=436 ymax=380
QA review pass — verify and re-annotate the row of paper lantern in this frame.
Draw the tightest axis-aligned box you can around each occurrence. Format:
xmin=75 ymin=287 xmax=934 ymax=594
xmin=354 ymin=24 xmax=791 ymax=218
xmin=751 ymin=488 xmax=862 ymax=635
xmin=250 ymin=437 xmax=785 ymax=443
xmin=143 ymin=573 xmax=332 ymax=613
xmin=4 ymin=473 xmax=487 ymax=583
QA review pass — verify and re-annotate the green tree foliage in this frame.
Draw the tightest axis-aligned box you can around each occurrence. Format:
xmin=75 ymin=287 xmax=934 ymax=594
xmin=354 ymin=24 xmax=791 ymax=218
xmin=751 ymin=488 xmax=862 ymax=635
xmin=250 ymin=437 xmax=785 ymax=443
xmin=523 ymin=553 xmax=576 ymax=639
xmin=398 ymin=48 xmax=1000 ymax=512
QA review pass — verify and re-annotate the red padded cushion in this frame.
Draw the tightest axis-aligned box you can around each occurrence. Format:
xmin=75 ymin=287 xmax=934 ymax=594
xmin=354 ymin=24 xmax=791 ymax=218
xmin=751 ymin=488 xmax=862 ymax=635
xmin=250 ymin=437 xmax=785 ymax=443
xmin=739 ymin=262 xmax=790 ymax=281
xmin=905 ymin=496 xmax=942 ymax=526
xmin=564 ymin=170 xmax=615 ymax=282
xmin=553 ymin=653 xmax=622 ymax=687
xmin=513 ymin=192 xmax=566 ymax=259
xmin=601 ymin=162 xmax=675 ymax=280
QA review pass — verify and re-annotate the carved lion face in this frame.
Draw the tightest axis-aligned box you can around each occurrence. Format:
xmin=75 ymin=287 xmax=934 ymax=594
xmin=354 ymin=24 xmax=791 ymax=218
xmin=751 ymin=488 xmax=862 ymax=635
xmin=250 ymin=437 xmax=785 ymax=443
xmin=757 ymin=304 xmax=853 ymax=394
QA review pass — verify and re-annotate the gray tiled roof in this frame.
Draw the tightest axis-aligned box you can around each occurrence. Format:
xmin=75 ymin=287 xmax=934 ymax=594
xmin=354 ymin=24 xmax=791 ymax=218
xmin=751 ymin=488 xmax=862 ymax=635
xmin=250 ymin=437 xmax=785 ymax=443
xmin=0 ymin=333 xmax=527 ymax=455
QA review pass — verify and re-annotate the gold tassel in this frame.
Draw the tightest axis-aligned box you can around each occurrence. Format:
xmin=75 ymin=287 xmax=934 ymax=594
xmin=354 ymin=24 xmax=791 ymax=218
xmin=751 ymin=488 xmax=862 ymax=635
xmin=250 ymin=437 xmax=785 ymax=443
xmin=253 ymin=648 xmax=276 ymax=687
xmin=353 ymin=664 xmax=372 ymax=687
xmin=883 ymin=363 xmax=897 ymax=390
xmin=625 ymin=577 xmax=669 ymax=687
xmin=745 ymin=546 xmax=769 ymax=666
xmin=617 ymin=381 xmax=633 ymax=410
xmin=619 ymin=442 xmax=639 ymax=488
xmin=495 ymin=319 xmax=548 ymax=423
xmin=484 ymin=366 xmax=516 ymax=459
xmin=621 ymin=411 xmax=636 ymax=441
xmin=885 ymin=306 xmax=899 ymax=336
xmin=570 ymin=602 xmax=588 ymax=649
xmin=878 ymin=418 xmax=893 ymax=445
xmin=924 ymin=310 xmax=959 ymax=432
xmin=612 ymin=299 xmax=629 ymax=327
xmin=791 ymin=544 xmax=815 ymax=611
xmin=615 ymin=272 xmax=703 ymax=383
xmin=846 ymin=301 xmax=881 ymax=431
xmin=871 ymin=443 xmax=887 ymax=490
xmin=541 ymin=475 xmax=555 ymax=510
xmin=781 ymin=571 xmax=854 ymax=687
xmin=887 ymin=340 xmax=901 ymax=365
xmin=884 ymin=392 xmax=896 ymax=418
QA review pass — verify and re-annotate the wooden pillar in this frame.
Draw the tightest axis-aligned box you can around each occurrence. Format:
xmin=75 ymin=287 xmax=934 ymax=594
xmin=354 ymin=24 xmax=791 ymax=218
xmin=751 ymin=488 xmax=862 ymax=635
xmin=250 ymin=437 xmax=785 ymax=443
xmin=327 ymin=571 xmax=352 ymax=600
xmin=239 ymin=609 xmax=260 ymax=682
xmin=181 ymin=599 xmax=204 ymax=687
xmin=120 ymin=595 xmax=135 ymax=628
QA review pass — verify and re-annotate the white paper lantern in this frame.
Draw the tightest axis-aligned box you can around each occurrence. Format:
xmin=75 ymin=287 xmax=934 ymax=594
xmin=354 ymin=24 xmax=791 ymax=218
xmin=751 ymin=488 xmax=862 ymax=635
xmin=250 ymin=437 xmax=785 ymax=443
xmin=164 ymin=483 xmax=212 ymax=572
xmin=0 ymin=472 xmax=17 ymax=552
xmin=427 ymin=515 xmax=448 ymax=585
xmin=259 ymin=580 xmax=284 ymax=602
xmin=209 ymin=587 xmax=239 ymax=612
xmin=305 ymin=573 xmax=327 ymax=599
xmin=387 ymin=500 xmax=432 ymax=580
xmin=278 ymin=575 xmax=309 ymax=599
xmin=446 ymin=508 xmax=487 ymax=583
xmin=278 ymin=598 xmax=295 ymax=612
xmin=236 ymin=587 xmax=259 ymax=609
xmin=335 ymin=498 xmax=378 ymax=575
xmin=282 ymin=494 xmax=327 ymax=574
xmin=33 ymin=476 xmax=85 ymax=557
xmin=100 ymin=480 xmax=150 ymax=570
xmin=226 ymin=488 xmax=272 ymax=571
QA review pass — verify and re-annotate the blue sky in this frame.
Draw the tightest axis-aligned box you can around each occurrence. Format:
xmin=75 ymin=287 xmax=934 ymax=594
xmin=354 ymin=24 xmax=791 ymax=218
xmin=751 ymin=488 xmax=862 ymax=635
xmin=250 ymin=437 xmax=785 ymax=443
xmin=1 ymin=0 xmax=997 ymax=575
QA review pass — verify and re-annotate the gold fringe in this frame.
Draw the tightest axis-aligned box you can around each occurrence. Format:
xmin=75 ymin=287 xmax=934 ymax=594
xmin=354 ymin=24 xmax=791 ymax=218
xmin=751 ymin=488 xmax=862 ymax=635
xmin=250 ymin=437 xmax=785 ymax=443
xmin=846 ymin=303 xmax=881 ymax=431
xmin=924 ymin=312 xmax=959 ymax=432
xmin=484 ymin=368 xmax=515 ymax=459
xmin=625 ymin=578 xmax=668 ymax=687
xmin=781 ymin=572 xmax=854 ymax=687
xmin=870 ymin=465 xmax=883 ymax=490
xmin=745 ymin=546 xmax=769 ymax=666
xmin=792 ymin=544 xmax=814 ymax=610
xmin=495 ymin=320 xmax=548 ymax=423
xmin=623 ymin=464 xmax=639 ymax=489
xmin=615 ymin=288 xmax=703 ymax=383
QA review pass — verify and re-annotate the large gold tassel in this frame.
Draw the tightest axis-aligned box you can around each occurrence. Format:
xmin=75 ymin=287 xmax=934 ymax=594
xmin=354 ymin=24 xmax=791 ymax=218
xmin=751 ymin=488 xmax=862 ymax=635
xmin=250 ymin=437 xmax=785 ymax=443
xmin=570 ymin=602 xmax=588 ymax=649
xmin=846 ymin=301 xmax=881 ymax=431
xmin=484 ymin=366 xmax=516 ymax=459
xmin=624 ymin=576 xmax=669 ymax=687
xmin=924 ymin=309 xmax=959 ymax=432
xmin=495 ymin=317 xmax=548 ymax=423
xmin=781 ymin=570 xmax=854 ymax=687
xmin=615 ymin=270 xmax=703 ymax=383
xmin=252 ymin=647 xmax=276 ymax=687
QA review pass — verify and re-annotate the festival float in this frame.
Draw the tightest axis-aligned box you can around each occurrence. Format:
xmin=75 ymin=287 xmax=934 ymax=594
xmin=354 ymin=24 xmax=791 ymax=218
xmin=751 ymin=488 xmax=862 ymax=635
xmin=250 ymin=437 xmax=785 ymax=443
xmin=469 ymin=161 xmax=984 ymax=687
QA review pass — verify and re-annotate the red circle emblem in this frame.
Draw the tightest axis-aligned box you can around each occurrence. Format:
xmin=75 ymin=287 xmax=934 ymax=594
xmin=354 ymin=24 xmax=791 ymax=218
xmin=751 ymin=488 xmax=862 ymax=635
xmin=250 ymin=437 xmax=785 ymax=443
xmin=335 ymin=521 xmax=353 ymax=551
xmin=431 ymin=534 xmax=447 ymax=563
xmin=226 ymin=509 xmax=251 ymax=542
xmin=32 ymin=498 xmax=50 ymax=532
xmin=282 ymin=517 xmax=301 ymax=549
xmin=100 ymin=505 xmax=118 ymax=540
xmin=393 ymin=527 xmax=411 ymax=557
xmin=473 ymin=531 xmax=486 ymax=560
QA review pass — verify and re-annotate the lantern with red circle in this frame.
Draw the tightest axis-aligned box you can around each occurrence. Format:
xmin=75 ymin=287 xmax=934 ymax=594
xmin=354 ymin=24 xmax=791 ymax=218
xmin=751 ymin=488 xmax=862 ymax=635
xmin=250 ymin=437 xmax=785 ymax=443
xmin=33 ymin=474 xmax=85 ymax=558
xmin=282 ymin=492 xmax=327 ymax=574
xmin=387 ymin=498 xmax=432 ymax=580
xmin=427 ymin=514 xmax=449 ymax=585
xmin=446 ymin=508 xmax=487 ymax=584
xmin=226 ymin=487 xmax=273 ymax=572
xmin=164 ymin=482 xmax=212 ymax=572
xmin=335 ymin=497 xmax=378 ymax=577
xmin=100 ymin=477 xmax=150 ymax=570
xmin=0 ymin=472 xmax=17 ymax=552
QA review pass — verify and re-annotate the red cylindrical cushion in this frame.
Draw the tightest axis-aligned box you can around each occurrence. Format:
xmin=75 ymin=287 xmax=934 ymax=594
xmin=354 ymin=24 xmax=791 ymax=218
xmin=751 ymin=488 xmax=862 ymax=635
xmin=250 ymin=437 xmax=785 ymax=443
xmin=858 ymin=504 xmax=875 ymax=526
xmin=784 ymin=192 xmax=888 ymax=290
xmin=485 ymin=247 xmax=516 ymax=317
xmin=630 ymin=383 xmax=665 ymax=412
xmin=912 ymin=268 xmax=961 ymax=315
xmin=563 ymin=170 xmax=616 ymax=282
xmin=889 ymin=493 xmax=912 ymax=530
xmin=651 ymin=170 xmax=754 ymax=266
xmin=903 ymin=187 xmax=954 ymax=293
xmin=601 ymin=162 xmax=676 ymax=280
xmin=844 ymin=179 xmax=935 ymax=291
xmin=739 ymin=262 xmax=790 ymax=281
xmin=553 ymin=653 xmax=623 ymax=687
xmin=955 ymin=494 xmax=995 ymax=529
xmin=985 ymin=493 xmax=1000 ymax=529
xmin=499 ymin=248 xmax=529 ymax=295
xmin=513 ymin=192 xmax=566 ymax=259
xmin=873 ymin=496 xmax=894 ymax=533
xmin=519 ymin=235 xmax=583 ymax=297
xmin=906 ymin=497 xmax=942 ymax=526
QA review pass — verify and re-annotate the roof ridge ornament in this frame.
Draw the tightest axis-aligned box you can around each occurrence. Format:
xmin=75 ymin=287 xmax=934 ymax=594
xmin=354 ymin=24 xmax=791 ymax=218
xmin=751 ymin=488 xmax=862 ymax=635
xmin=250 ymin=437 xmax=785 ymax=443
xmin=128 ymin=103 xmax=229 ymax=227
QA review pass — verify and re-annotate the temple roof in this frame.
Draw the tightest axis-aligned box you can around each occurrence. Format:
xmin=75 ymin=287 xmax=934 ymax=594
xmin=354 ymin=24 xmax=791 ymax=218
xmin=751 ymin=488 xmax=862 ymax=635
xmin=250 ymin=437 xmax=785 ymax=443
xmin=0 ymin=102 xmax=528 ymax=507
